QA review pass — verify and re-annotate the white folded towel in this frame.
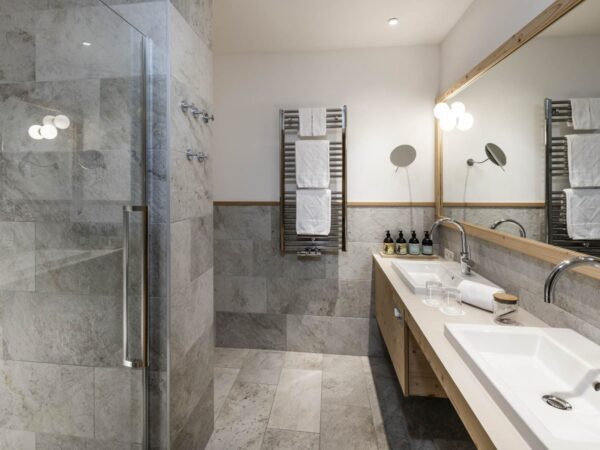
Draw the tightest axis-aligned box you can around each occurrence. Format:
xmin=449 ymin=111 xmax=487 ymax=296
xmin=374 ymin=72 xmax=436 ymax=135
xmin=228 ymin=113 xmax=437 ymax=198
xmin=312 ymin=107 xmax=327 ymax=137
xmin=296 ymin=140 xmax=330 ymax=188
xmin=457 ymin=279 xmax=505 ymax=313
xmin=296 ymin=189 xmax=331 ymax=236
xmin=570 ymin=98 xmax=600 ymax=130
xmin=298 ymin=108 xmax=327 ymax=136
xmin=299 ymin=108 xmax=313 ymax=137
xmin=564 ymin=188 xmax=600 ymax=240
xmin=566 ymin=134 xmax=600 ymax=187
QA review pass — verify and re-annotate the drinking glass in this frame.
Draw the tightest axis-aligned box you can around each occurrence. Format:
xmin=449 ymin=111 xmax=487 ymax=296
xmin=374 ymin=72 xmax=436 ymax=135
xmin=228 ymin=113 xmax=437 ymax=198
xmin=440 ymin=287 xmax=465 ymax=316
xmin=422 ymin=281 xmax=443 ymax=307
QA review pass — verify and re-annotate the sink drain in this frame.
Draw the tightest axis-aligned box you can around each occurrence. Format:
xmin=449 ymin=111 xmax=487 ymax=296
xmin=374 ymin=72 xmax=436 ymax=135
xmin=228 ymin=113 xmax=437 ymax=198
xmin=542 ymin=395 xmax=572 ymax=411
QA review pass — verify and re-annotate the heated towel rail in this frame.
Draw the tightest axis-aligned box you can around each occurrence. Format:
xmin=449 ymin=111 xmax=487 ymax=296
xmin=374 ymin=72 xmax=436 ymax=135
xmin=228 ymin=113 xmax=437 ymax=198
xmin=544 ymin=98 xmax=600 ymax=256
xmin=279 ymin=106 xmax=348 ymax=255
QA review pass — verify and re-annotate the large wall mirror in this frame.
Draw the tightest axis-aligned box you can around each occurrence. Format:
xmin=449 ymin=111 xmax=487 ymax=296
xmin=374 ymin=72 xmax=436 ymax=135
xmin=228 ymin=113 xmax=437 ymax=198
xmin=438 ymin=0 xmax=600 ymax=261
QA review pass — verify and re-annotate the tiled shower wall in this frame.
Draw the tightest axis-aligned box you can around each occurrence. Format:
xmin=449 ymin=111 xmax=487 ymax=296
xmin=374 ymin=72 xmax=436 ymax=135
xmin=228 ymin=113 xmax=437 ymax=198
xmin=438 ymin=228 xmax=600 ymax=345
xmin=214 ymin=205 xmax=435 ymax=356
xmin=168 ymin=0 xmax=215 ymax=448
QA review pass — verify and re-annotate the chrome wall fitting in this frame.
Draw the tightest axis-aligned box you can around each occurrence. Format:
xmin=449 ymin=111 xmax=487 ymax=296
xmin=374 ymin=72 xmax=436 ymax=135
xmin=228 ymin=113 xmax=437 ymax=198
xmin=185 ymin=149 xmax=195 ymax=161
xmin=191 ymin=107 xmax=215 ymax=124
xmin=185 ymin=149 xmax=209 ymax=163
xmin=180 ymin=100 xmax=194 ymax=113
xmin=196 ymin=152 xmax=209 ymax=162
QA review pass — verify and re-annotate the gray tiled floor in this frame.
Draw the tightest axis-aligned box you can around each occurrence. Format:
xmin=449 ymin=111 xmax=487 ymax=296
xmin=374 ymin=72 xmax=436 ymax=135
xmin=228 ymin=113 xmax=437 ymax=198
xmin=207 ymin=348 xmax=475 ymax=450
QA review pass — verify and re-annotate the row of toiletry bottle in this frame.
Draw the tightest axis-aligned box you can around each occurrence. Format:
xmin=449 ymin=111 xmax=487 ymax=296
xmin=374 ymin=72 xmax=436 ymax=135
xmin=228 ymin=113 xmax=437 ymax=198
xmin=384 ymin=230 xmax=433 ymax=256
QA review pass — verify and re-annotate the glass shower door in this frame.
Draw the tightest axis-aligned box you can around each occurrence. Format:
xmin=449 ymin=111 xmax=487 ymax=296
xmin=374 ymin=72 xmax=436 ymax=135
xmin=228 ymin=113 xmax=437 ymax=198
xmin=0 ymin=1 xmax=149 ymax=447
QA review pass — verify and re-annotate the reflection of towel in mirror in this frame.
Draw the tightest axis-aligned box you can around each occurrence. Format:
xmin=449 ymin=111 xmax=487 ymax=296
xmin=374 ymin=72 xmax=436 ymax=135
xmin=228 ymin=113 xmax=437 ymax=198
xmin=570 ymin=98 xmax=600 ymax=130
xmin=564 ymin=188 xmax=600 ymax=240
xmin=566 ymin=134 xmax=600 ymax=187
xmin=296 ymin=189 xmax=331 ymax=236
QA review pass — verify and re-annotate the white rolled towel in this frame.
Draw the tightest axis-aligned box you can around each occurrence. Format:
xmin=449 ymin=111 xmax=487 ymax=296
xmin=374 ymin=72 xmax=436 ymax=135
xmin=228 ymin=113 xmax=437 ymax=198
xmin=457 ymin=279 xmax=505 ymax=312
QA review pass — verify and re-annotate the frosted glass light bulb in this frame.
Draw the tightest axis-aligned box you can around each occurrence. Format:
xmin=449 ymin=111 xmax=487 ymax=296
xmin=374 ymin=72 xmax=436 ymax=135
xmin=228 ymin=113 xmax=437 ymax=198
xmin=42 ymin=115 xmax=56 ymax=126
xmin=457 ymin=112 xmax=474 ymax=131
xmin=28 ymin=125 xmax=43 ymax=140
xmin=40 ymin=124 xmax=58 ymax=139
xmin=433 ymin=102 xmax=450 ymax=120
xmin=54 ymin=114 xmax=70 ymax=130
xmin=451 ymin=102 xmax=466 ymax=117
xmin=440 ymin=115 xmax=457 ymax=131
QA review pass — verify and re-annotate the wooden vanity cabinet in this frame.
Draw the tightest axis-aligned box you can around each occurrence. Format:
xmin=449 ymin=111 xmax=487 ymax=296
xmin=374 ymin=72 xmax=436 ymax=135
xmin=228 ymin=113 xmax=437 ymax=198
xmin=374 ymin=263 xmax=446 ymax=398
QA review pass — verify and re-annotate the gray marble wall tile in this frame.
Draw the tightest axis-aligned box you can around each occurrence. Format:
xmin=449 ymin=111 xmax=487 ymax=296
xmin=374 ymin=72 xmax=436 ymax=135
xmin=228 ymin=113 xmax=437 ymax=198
xmin=169 ymin=152 xmax=212 ymax=222
xmin=170 ymin=219 xmax=191 ymax=293
xmin=147 ymin=370 xmax=168 ymax=450
xmin=169 ymin=3 xmax=212 ymax=102
xmin=253 ymin=240 xmax=327 ymax=279
xmin=94 ymin=367 xmax=143 ymax=444
xmin=347 ymin=207 xmax=435 ymax=243
xmin=214 ymin=205 xmax=271 ymax=241
xmin=327 ymin=242 xmax=380 ymax=281
xmin=215 ymin=276 xmax=267 ymax=314
xmin=237 ymin=349 xmax=285 ymax=385
xmin=0 ymin=222 xmax=35 ymax=291
xmin=335 ymin=279 xmax=373 ymax=318
xmin=214 ymin=239 xmax=253 ymax=276
xmin=0 ymin=428 xmax=35 ymax=449
xmin=2 ymin=291 xmax=120 ymax=366
xmin=170 ymin=0 xmax=212 ymax=48
xmin=0 ymin=360 xmax=94 ymax=437
xmin=216 ymin=312 xmax=286 ymax=350
xmin=267 ymin=278 xmax=338 ymax=316
xmin=190 ymin=214 xmax=213 ymax=279
xmin=172 ymin=379 xmax=214 ymax=449
xmin=35 ymin=435 xmax=142 ymax=450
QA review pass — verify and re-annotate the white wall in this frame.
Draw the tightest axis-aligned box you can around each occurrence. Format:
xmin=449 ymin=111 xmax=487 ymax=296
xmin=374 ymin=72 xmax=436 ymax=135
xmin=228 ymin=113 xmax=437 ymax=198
xmin=443 ymin=35 xmax=600 ymax=203
xmin=213 ymin=46 xmax=439 ymax=202
xmin=440 ymin=0 xmax=554 ymax=91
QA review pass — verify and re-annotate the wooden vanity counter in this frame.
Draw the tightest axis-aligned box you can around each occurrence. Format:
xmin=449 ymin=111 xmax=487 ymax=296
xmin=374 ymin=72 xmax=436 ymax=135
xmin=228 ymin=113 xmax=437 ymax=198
xmin=373 ymin=254 xmax=547 ymax=450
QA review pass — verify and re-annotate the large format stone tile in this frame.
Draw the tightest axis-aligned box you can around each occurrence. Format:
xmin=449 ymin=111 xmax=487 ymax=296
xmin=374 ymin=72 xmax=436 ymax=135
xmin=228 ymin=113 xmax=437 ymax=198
xmin=214 ymin=206 xmax=271 ymax=241
xmin=214 ymin=347 xmax=250 ymax=369
xmin=335 ymin=279 xmax=373 ymax=318
xmin=347 ymin=206 xmax=435 ymax=243
xmin=237 ymin=350 xmax=285 ymax=385
xmin=215 ymin=275 xmax=267 ymax=314
xmin=320 ymin=403 xmax=377 ymax=450
xmin=191 ymin=214 xmax=214 ymax=279
xmin=0 ymin=221 xmax=35 ymax=291
xmin=267 ymin=369 xmax=322 ymax=433
xmin=0 ymin=360 xmax=94 ymax=437
xmin=216 ymin=312 xmax=286 ymax=350
xmin=170 ymin=218 xmax=191 ymax=293
xmin=283 ymin=351 xmax=323 ymax=370
xmin=322 ymin=355 xmax=370 ymax=408
xmin=267 ymin=278 xmax=338 ymax=316
xmin=170 ymin=0 xmax=213 ymax=48
xmin=173 ymin=379 xmax=214 ymax=450
xmin=169 ymin=151 xmax=212 ymax=223
xmin=214 ymin=367 xmax=240 ymax=419
xmin=94 ymin=367 xmax=143 ymax=444
xmin=207 ymin=382 xmax=276 ymax=450
xmin=261 ymin=429 xmax=319 ymax=450
xmin=214 ymin=240 xmax=254 ymax=276
xmin=286 ymin=315 xmax=332 ymax=354
xmin=253 ymin=240 xmax=327 ymax=279
xmin=0 ymin=428 xmax=35 ymax=450
xmin=328 ymin=242 xmax=380 ymax=281
xmin=0 ymin=11 xmax=35 ymax=84
xmin=2 ymin=290 xmax=120 ymax=366
xmin=35 ymin=433 xmax=142 ymax=450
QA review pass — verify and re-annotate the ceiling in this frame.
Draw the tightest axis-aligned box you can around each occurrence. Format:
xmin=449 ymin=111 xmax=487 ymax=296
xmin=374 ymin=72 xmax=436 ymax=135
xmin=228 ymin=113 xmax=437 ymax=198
xmin=541 ymin=1 xmax=600 ymax=38
xmin=214 ymin=0 xmax=475 ymax=55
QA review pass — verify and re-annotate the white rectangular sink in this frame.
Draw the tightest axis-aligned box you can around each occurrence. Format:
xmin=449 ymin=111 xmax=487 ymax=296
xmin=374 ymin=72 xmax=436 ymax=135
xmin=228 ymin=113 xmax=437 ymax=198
xmin=446 ymin=324 xmax=600 ymax=449
xmin=391 ymin=259 xmax=497 ymax=294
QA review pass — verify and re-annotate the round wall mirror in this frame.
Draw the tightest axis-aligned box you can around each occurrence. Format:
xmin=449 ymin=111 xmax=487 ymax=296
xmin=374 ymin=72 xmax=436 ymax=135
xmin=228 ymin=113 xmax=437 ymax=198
xmin=390 ymin=145 xmax=417 ymax=167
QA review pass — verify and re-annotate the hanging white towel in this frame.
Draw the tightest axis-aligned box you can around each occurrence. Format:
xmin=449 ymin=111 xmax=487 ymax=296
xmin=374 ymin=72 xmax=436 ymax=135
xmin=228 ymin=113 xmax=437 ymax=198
xmin=296 ymin=189 xmax=331 ymax=236
xmin=295 ymin=140 xmax=330 ymax=188
xmin=299 ymin=108 xmax=313 ymax=137
xmin=566 ymin=134 xmax=600 ymax=188
xmin=312 ymin=107 xmax=327 ymax=137
xmin=564 ymin=188 xmax=600 ymax=240
xmin=570 ymin=98 xmax=600 ymax=130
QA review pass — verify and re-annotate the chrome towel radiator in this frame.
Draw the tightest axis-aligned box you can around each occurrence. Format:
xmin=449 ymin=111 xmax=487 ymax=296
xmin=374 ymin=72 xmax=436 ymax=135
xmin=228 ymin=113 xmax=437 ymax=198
xmin=279 ymin=106 xmax=348 ymax=255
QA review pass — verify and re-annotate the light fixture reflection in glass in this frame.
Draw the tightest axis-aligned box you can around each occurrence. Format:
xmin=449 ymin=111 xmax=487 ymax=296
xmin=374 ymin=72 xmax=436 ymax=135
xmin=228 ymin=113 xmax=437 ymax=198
xmin=42 ymin=115 xmax=55 ymax=126
xmin=28 ymin=125 xmax=44 ymax=140
xmin=440 ymin=115 xmax=457 ymax=131
xmin=433 ymin=102 xmax=450 ymax=120
xmin=457 ymin=112 xmax=474 ymax=131
xmin=387 ymin=17 xmax=399 ymax=26
xmin=82 ymin=41 xmax=92 ymax=46
xmin=54 ymin=114 xmax=70 ymax=130
xmin=40 ymin=124 xmax=58 ymax=140
xmin=451 ymin=101 xmax=466 ymax=117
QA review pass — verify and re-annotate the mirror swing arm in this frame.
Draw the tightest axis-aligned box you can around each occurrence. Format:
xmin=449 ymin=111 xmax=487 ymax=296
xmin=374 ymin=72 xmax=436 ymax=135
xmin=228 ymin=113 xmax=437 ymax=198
xmin=433 ymin=0 xmax=600 ymax=281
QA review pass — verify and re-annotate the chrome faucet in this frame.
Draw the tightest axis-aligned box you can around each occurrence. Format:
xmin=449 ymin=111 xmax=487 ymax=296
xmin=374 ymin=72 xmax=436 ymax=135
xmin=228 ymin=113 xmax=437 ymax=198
xmin=544 ymin=256 xmax=600 ymax=303
xmin=430 ymin=217 xmax=473 ymax=275
xmin=491 ymin=218 xmax=526 ymax=238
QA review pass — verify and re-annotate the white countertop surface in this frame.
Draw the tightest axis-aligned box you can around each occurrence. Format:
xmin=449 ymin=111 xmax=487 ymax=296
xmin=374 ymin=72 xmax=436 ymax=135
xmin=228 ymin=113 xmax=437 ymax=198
xmin=374 ymin=254 xmax=547 ymax=450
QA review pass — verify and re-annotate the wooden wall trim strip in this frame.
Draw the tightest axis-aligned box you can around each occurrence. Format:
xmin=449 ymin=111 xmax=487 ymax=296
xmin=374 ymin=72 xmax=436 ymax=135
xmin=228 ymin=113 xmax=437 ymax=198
xmin=214 ymin=201 xmax=436 ymax=207
xmin=443 ymin=202 xmax=545 ymax=208
xmin=436 ymin=0 xmax=584 ymax=103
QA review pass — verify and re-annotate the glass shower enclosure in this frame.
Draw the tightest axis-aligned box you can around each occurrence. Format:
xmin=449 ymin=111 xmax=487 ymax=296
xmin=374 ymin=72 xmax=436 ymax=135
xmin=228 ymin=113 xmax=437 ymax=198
xmin=0 ymin=1 xmax=152 ymax=447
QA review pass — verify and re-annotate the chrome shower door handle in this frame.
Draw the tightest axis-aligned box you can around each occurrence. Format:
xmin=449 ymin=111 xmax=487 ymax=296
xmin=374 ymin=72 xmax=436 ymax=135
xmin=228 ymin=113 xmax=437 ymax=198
xmin=122 ymin=205 xmax=149 ymax=369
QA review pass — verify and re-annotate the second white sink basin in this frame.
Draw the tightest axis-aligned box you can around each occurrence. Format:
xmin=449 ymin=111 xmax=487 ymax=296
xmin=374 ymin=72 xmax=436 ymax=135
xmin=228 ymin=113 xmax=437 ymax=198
xmin=446 ymin=324 xmax=600 ymax=449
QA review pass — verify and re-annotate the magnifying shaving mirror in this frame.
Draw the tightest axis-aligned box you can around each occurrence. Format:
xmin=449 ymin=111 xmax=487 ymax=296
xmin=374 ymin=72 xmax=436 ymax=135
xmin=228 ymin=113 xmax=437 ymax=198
xmin=390 ymin=145 xmax=417 ymax=168
xmin=467 ymin=143 xmax=507 ymax=171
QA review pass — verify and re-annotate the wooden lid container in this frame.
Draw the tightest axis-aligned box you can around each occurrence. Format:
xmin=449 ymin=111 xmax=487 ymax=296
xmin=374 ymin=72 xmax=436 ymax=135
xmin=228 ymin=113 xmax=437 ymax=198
xmin=493 ymin=293 xmax=519 ymax=304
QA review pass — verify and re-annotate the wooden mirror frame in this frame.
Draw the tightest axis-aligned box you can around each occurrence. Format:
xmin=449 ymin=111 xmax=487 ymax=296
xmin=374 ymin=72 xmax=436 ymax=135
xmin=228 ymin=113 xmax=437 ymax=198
xmin=434 ymin=0 xmax=600 ymax=280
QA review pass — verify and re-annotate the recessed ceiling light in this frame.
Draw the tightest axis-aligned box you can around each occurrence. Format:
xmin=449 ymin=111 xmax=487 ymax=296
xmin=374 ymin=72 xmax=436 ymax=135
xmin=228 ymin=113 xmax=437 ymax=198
xmin=387 ymin=17 xmax=399 ymax=26
xmin=82 ymin=41 xmax=92 ymax=46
